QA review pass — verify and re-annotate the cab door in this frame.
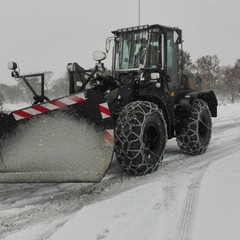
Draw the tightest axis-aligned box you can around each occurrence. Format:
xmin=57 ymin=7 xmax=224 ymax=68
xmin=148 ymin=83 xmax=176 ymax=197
xmin=165 ymin=31 xmax=180 ymax=90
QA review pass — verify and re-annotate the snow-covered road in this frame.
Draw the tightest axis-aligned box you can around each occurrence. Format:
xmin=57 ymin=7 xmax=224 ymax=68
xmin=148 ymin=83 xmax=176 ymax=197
xmin=1 ymin=103 xmax=240 ymax=240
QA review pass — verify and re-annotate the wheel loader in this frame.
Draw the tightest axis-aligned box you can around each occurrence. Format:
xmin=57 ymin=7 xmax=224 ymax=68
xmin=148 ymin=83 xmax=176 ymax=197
xmin=0 ymin=24 xmax=217 ymax=182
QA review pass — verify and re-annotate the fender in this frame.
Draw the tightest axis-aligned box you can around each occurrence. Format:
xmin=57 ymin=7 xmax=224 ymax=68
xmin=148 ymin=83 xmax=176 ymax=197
xmin=178 ymin=90 xmax=218 ymax=117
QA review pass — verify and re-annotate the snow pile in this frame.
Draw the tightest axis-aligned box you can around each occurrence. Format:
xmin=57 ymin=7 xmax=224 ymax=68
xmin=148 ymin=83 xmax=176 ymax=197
xmin=2 ymin=102 xmax=29 ymax=111
xmin=0 ymin=114 xmax=112 ymax=182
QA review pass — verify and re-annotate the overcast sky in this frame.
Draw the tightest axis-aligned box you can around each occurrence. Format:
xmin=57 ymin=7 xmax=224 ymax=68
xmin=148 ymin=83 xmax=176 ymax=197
xmin=0 ymin=0 xmax=239 ymax=85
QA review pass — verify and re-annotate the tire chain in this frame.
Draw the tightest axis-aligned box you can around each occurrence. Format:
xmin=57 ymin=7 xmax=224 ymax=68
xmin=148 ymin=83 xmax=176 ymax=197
xmin=115 ymin=101 xmax=166 ymax=175
xmin=177 ymin=99 xmax=212 ymax=155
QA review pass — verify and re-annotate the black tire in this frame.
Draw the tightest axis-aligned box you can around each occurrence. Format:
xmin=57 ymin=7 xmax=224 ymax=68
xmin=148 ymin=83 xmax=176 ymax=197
xmin=176 ymin=99 xmax=212 ymax=155
xmin=114 ymin=101 xmax=167 ymax=175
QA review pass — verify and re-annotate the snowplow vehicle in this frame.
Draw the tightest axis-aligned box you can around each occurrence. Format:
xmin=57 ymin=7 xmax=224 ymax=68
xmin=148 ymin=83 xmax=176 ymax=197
xmin=0 ymin=24 xmax=217 ymax=182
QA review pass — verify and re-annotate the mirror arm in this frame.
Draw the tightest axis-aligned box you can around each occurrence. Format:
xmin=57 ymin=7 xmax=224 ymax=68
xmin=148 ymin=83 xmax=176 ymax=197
xmin=105 ymin=37 xmax=115 ymax=53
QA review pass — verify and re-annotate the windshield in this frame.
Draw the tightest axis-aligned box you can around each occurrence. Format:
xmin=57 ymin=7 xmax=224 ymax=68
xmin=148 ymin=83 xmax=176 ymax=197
xmin=118 ymin=30 xmax=148 ymax=70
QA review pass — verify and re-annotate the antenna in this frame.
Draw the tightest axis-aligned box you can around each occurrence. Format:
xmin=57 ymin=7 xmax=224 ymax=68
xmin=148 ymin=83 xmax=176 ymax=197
xmin=138 ymin=0 xmax=141 ymax=26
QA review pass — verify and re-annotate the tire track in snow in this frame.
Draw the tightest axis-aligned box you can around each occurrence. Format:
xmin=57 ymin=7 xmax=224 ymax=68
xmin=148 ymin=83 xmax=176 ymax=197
xmin=174 ymin=120 xmax=240 ymax=240
xmin=0 ymin=174 xmax=130 ymax=240
xmin=0 ymin=193 xmax=84 ymax=239
xmin=35 ymin=166 xmax=129 ymax=239
xmin=35 ymin=118 xmax=240 ymax=239
xmin=36 ymin=184 xmax=102 ymax=240
xmin=36 ymin=198 xmax=88 ymax=240
xmin=175 ymin=168 xmax=206 ymax=240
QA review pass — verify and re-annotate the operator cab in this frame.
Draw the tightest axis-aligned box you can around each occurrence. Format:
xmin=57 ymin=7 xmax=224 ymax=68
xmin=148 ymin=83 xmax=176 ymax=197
xmin=111 ymin=24 xmax=183 ymax=90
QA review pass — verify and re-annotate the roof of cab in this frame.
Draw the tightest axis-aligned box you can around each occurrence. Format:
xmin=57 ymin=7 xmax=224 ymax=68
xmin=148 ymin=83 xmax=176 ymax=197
xmin=112 ymin=24 xmax=180 ymax=34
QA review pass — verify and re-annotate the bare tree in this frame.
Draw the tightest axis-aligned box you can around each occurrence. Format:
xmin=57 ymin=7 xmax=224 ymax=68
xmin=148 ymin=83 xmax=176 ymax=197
xmin=49 ymin=72 xmax=69 ymax=98
xmin=193 ymin=55 xmax=220 ymax=91
xmin=181 ymin=50 xmax=194 ymax=75
xmin=223 ymin=59 xmax=240 ymax=103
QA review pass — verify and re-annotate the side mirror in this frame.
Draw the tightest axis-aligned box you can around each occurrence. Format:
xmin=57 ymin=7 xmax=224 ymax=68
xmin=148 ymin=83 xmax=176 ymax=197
xmin=8 ymin=62 xmax=18 ymax=70
xmin=93 ymin=51 xmax=106 ymax=62
xmin=8 ymin=61 xmax=20 ymax=78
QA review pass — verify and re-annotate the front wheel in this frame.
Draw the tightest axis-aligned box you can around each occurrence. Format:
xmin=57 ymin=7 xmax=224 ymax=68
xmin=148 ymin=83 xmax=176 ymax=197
xmin=114 ymin=101 xmax=167 ymax=175
xmin=176 ymin=99 xmax=212 ymax=155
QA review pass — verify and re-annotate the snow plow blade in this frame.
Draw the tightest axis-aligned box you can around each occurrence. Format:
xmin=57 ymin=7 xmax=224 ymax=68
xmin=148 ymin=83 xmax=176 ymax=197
xmin=0 ymin=90 xmax=114 ymax=183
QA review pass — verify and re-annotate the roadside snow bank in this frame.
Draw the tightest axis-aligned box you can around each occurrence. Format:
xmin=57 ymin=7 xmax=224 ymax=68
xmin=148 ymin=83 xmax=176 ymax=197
xmin=2 ymin=102 xmax=29 ymax=111
xmin=213 ymin=102 xmax=240 ymax=126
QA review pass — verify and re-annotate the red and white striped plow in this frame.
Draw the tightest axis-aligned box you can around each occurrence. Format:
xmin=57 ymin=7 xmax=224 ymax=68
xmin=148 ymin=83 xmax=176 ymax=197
xmin=0 ymin=91 xmax=115 ymax=183
xmin=12 ymin=93 xmax=86 ymax=121
xmin=11 ymin=93 xmax=114 ymax=147
xmin=104 ymin=129 xmax=114 ymax=147
xmin=99 ymin=102 xmax=114 ymax=146
xmin=99 ymin=102 xmax=111 ymax=119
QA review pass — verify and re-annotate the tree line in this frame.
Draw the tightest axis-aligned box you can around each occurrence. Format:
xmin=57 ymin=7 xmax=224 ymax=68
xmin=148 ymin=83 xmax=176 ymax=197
xmin=182 ymin=52 xmax=240 ymax=104
xmin=0 ymin=72 xmax=69 ymax=108
xmin=0 ymin=53 xmax=240 ymax=108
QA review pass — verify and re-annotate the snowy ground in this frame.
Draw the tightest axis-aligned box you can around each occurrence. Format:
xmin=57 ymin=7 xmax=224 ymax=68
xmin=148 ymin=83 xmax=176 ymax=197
xmin=0 ymin=102 xmax=240 ymax=240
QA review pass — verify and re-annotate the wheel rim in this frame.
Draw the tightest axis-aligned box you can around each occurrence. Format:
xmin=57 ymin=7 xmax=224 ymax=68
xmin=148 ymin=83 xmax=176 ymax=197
xmin=143 ymin=123 xmax=160 ymax=153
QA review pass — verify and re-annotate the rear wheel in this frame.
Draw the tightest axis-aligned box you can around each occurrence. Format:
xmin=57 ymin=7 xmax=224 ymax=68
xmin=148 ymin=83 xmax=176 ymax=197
xmin=114 ymin=101 xmax=167 ymax=175
xmin=176 ymin=99 xmax=212 ymax=155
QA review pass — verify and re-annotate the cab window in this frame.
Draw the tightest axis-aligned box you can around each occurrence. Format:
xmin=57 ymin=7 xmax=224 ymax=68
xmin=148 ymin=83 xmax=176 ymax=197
xmin=166 ymin=31 xmax=179 ymax=88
